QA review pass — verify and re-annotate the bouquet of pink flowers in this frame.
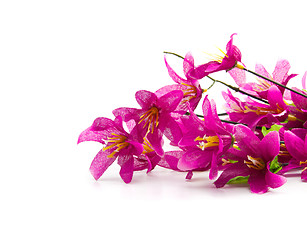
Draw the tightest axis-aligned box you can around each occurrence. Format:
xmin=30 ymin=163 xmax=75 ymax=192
xmin=78 ymin=33 xmax=307 ymax=194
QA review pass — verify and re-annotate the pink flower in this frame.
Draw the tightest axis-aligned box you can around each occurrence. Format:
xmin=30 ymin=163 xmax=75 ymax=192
xmin=155 ymin=53 xmax=203 ymax=112
xmin=214 ymin=125 xmax=287 ymax=194
xmin=281 ymin=129 xmax=307 ymax=181
xmin=229 ymin=59 xmax=297 ymax=99
xmin=188 ymin=33 xmax=243 ymax=79
xmin=177 ymin=96 xmax=233 ymax=180
xmin=222 ymin=86 xmax=289 ymax=129
xmin=113 ymin=90 xmax=184 ymax=155
xmin=78 ymin=116 xmax=144 ymax=183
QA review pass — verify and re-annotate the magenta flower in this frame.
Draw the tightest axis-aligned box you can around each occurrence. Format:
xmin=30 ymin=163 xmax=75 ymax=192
xmin=78 ymin=116 xmax=144 ymax=183
xmin=229 ymin=59 xmax=297 ymax=99
xmin=113 ymin=90 xmax=184 ymax=155
xmin=214 ymin=124 xmax=287 ymax=194
xmin=290 ymin=73 xmax=307 ymax=111
xmin=188 ymin=33 xmax=243 ymax=79
xmin=282 ymin=129 xmax=307 ymax=181
xmin=155 ymin=53 xmax=203 ymax=112
xmin=223 ymin=86 xmax=289 ymax=129
xmin=177 ymin=96 xmax=233 ymax=180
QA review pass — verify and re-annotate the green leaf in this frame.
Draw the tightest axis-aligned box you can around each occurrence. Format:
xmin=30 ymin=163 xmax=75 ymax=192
xmin=261 ymin=124 xmax=283 ymax=136
xmin=270 ymin=156 xmax=282 ymax=173
xmin=227 ymin=176 xmax=249 ymax=184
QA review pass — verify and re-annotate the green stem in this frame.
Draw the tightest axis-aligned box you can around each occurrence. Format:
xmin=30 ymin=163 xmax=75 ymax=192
xmin=218 ymin=113 xmax=228 ymax=116
xmin=195 ymin=113 xmax=242 ymax=125
xmin=207 ymin=76 xmax=269 ymax=104
xmin=163 ymin=51 xmax=185 ymax=60
xmin=244 ymin=68 xmax=307 ymax=99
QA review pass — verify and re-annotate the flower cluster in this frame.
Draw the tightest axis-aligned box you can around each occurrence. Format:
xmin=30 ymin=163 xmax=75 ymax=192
xmin=78 ymin=33 xmax=307 ymax=194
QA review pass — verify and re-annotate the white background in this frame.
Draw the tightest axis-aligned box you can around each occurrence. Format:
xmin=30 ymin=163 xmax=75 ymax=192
xmin=1 ymin=0 xmax=306 ymax=239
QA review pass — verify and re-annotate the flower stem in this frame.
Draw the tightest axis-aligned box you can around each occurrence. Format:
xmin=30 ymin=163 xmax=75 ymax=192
xmin=206 ymin=76 xmax=269 ymax=104
xmin=244 ymin=68 xmax=307 ymax=99
xmin=195 ymin=113 xmax=241 ymax=125
xmin=163 ymin=51 xmax=185 ymax=60
xmin=218 ymin=113 xmax=228 ymax=116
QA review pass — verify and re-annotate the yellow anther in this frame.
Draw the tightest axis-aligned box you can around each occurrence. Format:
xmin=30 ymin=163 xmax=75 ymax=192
xmin=222 ymin=158 xmax=230 ymax=166
xmin=103 ymin=134 xmax=129 ymax=158
xmin=181 ymin=83 xmax=198 ymax=97
xmin=138 ymin=107 xmax=159 ymax=134
xmin=195 ymin=135 xmax=219 ymax=150
xmin=244 ymin=156 xmax=265 ymax=170
xmin=287 ymin=114 xmax=297 ymax=122
xmin=142 ymin=138 xmax=154 ymax=154
xmin=300 ymin=160 xmax=307 ymax=165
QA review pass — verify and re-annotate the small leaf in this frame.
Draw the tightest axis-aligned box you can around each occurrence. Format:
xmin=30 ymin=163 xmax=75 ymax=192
xmin=270 ymin=156 xmax=282 ymax=174
xmin=227 ymin=176 xmax=249 ymax=184
xmin=261 ymin=124 xmax=283 ymax=136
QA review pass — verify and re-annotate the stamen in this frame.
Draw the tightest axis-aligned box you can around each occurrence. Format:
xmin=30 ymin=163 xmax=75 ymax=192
xmin=244 ymin=156 xmax=265 ymax=170
xmin=195 ymin=135 xmax=219 ymax=150
xmin=181 ymin=83 xmax=198 ymax=97
xmin=243 ymin=104 xmax=284 ymax=115
xmin=222 ymin=158 xmax=230 ymax=166
xmin=287 ymin=114 xmax=297 ymax=121
xmin=300 ymin=160 xmax=307 ymax=165
xmin=142 ymin=138 xmax=154 ymax=154
xmin=203 ymin=46 xmax=228 ymax=63
xmin=138 ymin=107 xmax=160 ymax=134
xmin=103 ymin=134 xmax=129 ymax=158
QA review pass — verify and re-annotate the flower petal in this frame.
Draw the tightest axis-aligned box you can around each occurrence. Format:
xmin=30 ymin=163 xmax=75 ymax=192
xmin=135 ymin=90 xmax=157 ymax=110
xmin=159 ymin=114 xmax=182 ymax=145
xmin=248 ymin=171 xmax=268 ymax=194
xmin=78 ymin=127 xmax=105 ymax=144
xmin=291 ymin=87 xmax=307 ymax=111
xmin=157 ymin=90 xmax=183 ymax=112
xmin=284 ymin=130 xmax=306 ymax=160
xmin=155 ymin=84 xmax=184 ymax=98
xmin=113 ymin=107 xmax=143 ymax=122
xmin=235 ymin=125 xmax=260 ymax=157
xmin=183 ymin=52 xmax=194 ymax=77
xmin=302 ymin=71 xmax=307 ymax=90
xmin=214 ymin=162 xmax=250 ymax=188
xmin=265 ymin=163 xmax=287 ymax=189
xmin=255 ymin=63 xmax=272 ymax=80
xmin=259 ymin=130 xmax=280 ymax=162
xmin=146 ymin=130 xmax=164 ymax=157
xmin=272 ymin=59 xmax=290 ymax=83
xmin=158 ymin=151 xmax=184 ymax=171
xmin=267 ymin=85 xmax=287 ymax=110
xmin=89 ymin=149 xmax=116 ymax=180
xmin=301 ymin=168 xmax=307 ymax=181
xmin=228 ymin=67 xmax=246 ymax=87
xmin=118 ymin=154 xmax=134 ymax=183
xmin=178 ymin=148 xmax=212 ymax=171
xmin=164 ymin=56 xmax=186 ymax=84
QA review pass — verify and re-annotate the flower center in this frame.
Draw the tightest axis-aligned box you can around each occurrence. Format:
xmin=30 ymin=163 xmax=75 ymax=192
xmin=205 ymin=47 xmax=228 ymax=63
xmin=244 ymin=156 xmax=265 ymax=170
xmin=142 ymin=138 xmax=154 ymax=154
xmin=103 ymin=133 xmax=129 ymax=158
xmin=300 ymin=160 xmax=307 ymax=172
xmin=138 ymin=106 xmax=159 ymax=134
xmin=254 ymin=78 xmax=272 ymax=91
xmin=195 ymin=135 xmax=219 ymax=150
xmin=279 ymin=143 xmax=290 ymax=157
xmin=242 ymin=104 xmax=284 ymax=115
xmin=181 ymin=83 xmax=198 ymax=97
